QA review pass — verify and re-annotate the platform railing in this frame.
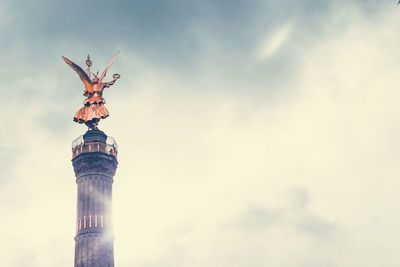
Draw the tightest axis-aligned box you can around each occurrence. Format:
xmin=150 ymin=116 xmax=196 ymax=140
xmin=72 ymin=135 xmax=118 ymax=159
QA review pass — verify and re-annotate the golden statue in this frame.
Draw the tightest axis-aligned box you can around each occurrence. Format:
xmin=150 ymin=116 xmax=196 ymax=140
xmin=63 ymin=52 xmax=120 ymax=130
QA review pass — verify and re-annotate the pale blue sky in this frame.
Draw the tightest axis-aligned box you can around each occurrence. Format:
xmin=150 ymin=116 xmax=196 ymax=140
xmin=1 ymin=1 xmax=400 ymax=266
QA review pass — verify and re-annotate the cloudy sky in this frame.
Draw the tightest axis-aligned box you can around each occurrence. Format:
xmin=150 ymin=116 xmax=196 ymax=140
xmin=1 ymin=0 xmax=400 ymax=266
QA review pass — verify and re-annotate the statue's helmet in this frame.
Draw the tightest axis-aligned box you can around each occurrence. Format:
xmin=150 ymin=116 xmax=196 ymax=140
xmin=92 ymin=75 xmax=99 ymax=83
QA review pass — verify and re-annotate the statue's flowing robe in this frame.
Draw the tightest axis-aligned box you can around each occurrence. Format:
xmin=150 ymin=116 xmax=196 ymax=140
xmin=74 ymin=83 xmax=109 ymax=125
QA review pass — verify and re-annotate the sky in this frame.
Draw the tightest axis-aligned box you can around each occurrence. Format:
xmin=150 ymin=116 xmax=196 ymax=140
xmin=1 ymin=0 xmax=400 ymax=266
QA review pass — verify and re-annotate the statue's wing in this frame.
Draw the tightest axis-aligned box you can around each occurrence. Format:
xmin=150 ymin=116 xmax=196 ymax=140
xmin=99 ymin=51 xmax=119 ymax=83
xmin=62 ymin=56 xmax=93 ymax=93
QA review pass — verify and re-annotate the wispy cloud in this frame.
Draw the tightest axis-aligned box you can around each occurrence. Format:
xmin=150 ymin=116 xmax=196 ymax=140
xmin=258 ymin=22 xmax=294 ymax=60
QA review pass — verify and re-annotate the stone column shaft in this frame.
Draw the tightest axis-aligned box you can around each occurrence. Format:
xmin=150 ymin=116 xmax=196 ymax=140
xmin=72 ymin=130 xmax=117 ymax=267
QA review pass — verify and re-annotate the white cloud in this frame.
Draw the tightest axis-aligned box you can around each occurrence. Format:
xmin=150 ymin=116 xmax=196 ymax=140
xmin=258 ymin=22 xmax=294 ymax=60
xmin=108 ymin=7 xmax=400 ymax=266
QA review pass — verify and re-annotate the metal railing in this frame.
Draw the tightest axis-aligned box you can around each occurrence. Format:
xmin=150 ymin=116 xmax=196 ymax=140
xmin=72 ymin=135 xmax=118 ymax=159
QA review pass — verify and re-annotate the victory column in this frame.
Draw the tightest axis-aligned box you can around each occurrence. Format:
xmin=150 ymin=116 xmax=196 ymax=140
xmin=64 ymin=53 xmax=120 ymax=267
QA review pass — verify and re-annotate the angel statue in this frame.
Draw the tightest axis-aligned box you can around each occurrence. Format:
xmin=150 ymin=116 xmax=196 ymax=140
xmin=63 ymin=52 xmax=121 ymax=130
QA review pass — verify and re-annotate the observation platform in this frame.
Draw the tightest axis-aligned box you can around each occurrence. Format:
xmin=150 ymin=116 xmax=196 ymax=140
xmin=72 ymin=130 xmax=118 ymax=159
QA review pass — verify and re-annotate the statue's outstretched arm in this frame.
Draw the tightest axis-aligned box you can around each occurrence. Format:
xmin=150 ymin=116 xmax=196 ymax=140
xmin=102 ymin=73 xmax=120 ymax=88
xmin=102 ymin=79 xmax=117 ymax=88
